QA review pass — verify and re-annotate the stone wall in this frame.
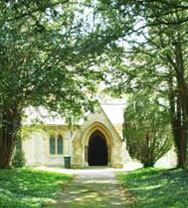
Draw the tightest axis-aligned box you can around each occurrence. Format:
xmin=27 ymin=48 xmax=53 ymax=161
xmin=71 ymin=107 xmax=125 ymax=168
xmin=22 ymin=126 xmax=71 ymax=166
xmin=22 ymin=108 xmax=177 ymax=168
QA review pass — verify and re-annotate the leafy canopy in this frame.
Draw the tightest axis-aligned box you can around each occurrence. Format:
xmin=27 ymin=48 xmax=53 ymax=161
xmin=124 ymin=93 xmax=172 ymax=167
xmin=0 ymin=0 xmax=122 ymax=119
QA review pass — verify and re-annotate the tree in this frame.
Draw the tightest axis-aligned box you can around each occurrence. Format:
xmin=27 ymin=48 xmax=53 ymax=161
xmin=94 ymin=0 xmax=188 ymax=168
xmin=0 ymin=1 xmax=125 ymax=168
xmin=129 ymin=3 xmax=188 ymax=168
xmin=1 ymin=0 xmax=188 ymax=169
xmin=124 ymin=93 xmax=172 ymax=167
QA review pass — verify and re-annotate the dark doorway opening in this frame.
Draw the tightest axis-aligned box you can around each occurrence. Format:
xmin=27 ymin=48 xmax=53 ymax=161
xmin=88 ymin=130 xmax=108 ymax=166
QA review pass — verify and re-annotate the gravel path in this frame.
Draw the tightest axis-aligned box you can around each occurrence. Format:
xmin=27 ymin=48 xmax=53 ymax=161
xmin=47 ymin=167 xmax=128 ymax=208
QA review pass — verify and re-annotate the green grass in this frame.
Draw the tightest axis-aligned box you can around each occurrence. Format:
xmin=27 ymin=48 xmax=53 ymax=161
xmin=117 ymin=168 xmax=188 ymax=208
xmin=0 ymin=168 xmax=73 ymax=208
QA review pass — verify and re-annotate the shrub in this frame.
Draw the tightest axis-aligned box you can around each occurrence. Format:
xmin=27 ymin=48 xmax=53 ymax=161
xmin=12 ymin=149 xmax=26 ymax=168
xmin=124 ymin=94 xmax=172 ymax=167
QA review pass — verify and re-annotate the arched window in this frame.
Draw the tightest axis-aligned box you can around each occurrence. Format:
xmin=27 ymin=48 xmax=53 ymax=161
xmin=49 ymin=137 xmax=55 ymax=155
xmin=57 ymin=135 xmax=63 ymax=154
xmin=49 ymin=135 xmax=64 ymax=155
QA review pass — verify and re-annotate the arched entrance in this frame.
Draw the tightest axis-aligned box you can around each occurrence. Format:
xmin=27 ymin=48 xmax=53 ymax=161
xmin=88 ymin=130 xmax=108 ymax=166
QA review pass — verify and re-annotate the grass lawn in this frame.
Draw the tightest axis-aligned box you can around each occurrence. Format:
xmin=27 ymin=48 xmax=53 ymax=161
xmin=117 ymin=168 xmax=188 ymax=208
xmin=0 ymin=168 xmax=73 ymax=208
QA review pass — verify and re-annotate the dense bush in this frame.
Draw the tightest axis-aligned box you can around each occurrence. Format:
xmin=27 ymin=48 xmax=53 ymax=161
xmin=12 ymin=149 xmax=26 ymax=168
xmin=124 ymin=94 xmax=172 ymax=167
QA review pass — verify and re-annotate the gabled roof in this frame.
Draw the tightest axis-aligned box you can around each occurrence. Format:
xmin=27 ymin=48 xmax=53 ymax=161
xmin=23 ymin=107 xmax=68 ymax=125
xmin=101 ymin=103 xmax=125 ymax=125
xmin=23 ymin=99 xmax=126 ymax=126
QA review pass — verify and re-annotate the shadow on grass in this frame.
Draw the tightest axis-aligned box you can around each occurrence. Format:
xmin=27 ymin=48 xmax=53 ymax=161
xmin=117 ymin=168 xmax=188 ymax=208
xmin=0 ymin=168 xmax=72 ymax=208
xmin=49 ymin=177 xmax=127 ymax=208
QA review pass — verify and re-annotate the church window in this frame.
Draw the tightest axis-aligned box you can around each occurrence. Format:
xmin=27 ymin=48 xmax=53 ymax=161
xmin=49 ymin=135 xmax=64 ymax=155
xmin=57 ymin=135 xmax=63 ymax=154
xmin=50 ymin=137 xmax=55 ymax=155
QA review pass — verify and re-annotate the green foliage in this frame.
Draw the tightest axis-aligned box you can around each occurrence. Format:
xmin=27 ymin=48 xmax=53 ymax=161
xmin=0 ymin=168 xmax=72 ymax=208
xmin=0 ymin=0 xmax=122 ymax=168
xmin=12 ymin=149 xmax=26 ymax=168
xmin=100 ymin=0 xmax=188 ymax=168
xmin=124 ymin=94 xmax=172 ymax=167
xmin=117 ymin=168 xmax=188 ymax=208
xmin=0 ymin=0 xmax=130 ymax=118
xmin=0 ymin=1 xmax=102 ymax=117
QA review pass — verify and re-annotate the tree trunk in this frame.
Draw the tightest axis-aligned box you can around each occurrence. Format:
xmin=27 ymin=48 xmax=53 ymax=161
xmin=171 ymin=106 xmax=187 ymax=168
xmin=174 ymin=40 xmax=188 ymax=168
xmin=173 ymin=128 xmax=187 ymax=168
xmin=174 ymin=40 xmax=188 ymax=126
xmin=143 ymin=163 xmax=155 ymax=168
xmin=172 ymin=101 xmax=187 ymax=168
xmin=168 ymin=73 xmax=187 ymax=168
xmin=0 ymin=105 xmax=21 ymax=169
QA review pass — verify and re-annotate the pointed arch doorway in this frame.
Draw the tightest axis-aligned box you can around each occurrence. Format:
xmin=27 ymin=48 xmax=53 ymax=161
xmin=88 ymin=130 xmax=108 ymax=166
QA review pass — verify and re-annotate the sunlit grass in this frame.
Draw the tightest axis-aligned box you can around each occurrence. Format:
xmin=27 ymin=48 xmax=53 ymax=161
xmin=117 ymin=168 xmax=188 ymax=208
xmin=0 ymin=168 xmax=72 ymax=208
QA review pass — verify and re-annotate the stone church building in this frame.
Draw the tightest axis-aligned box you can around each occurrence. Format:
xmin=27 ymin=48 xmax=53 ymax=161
xmin=22 ymin=100 xmax=176 ymax=168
